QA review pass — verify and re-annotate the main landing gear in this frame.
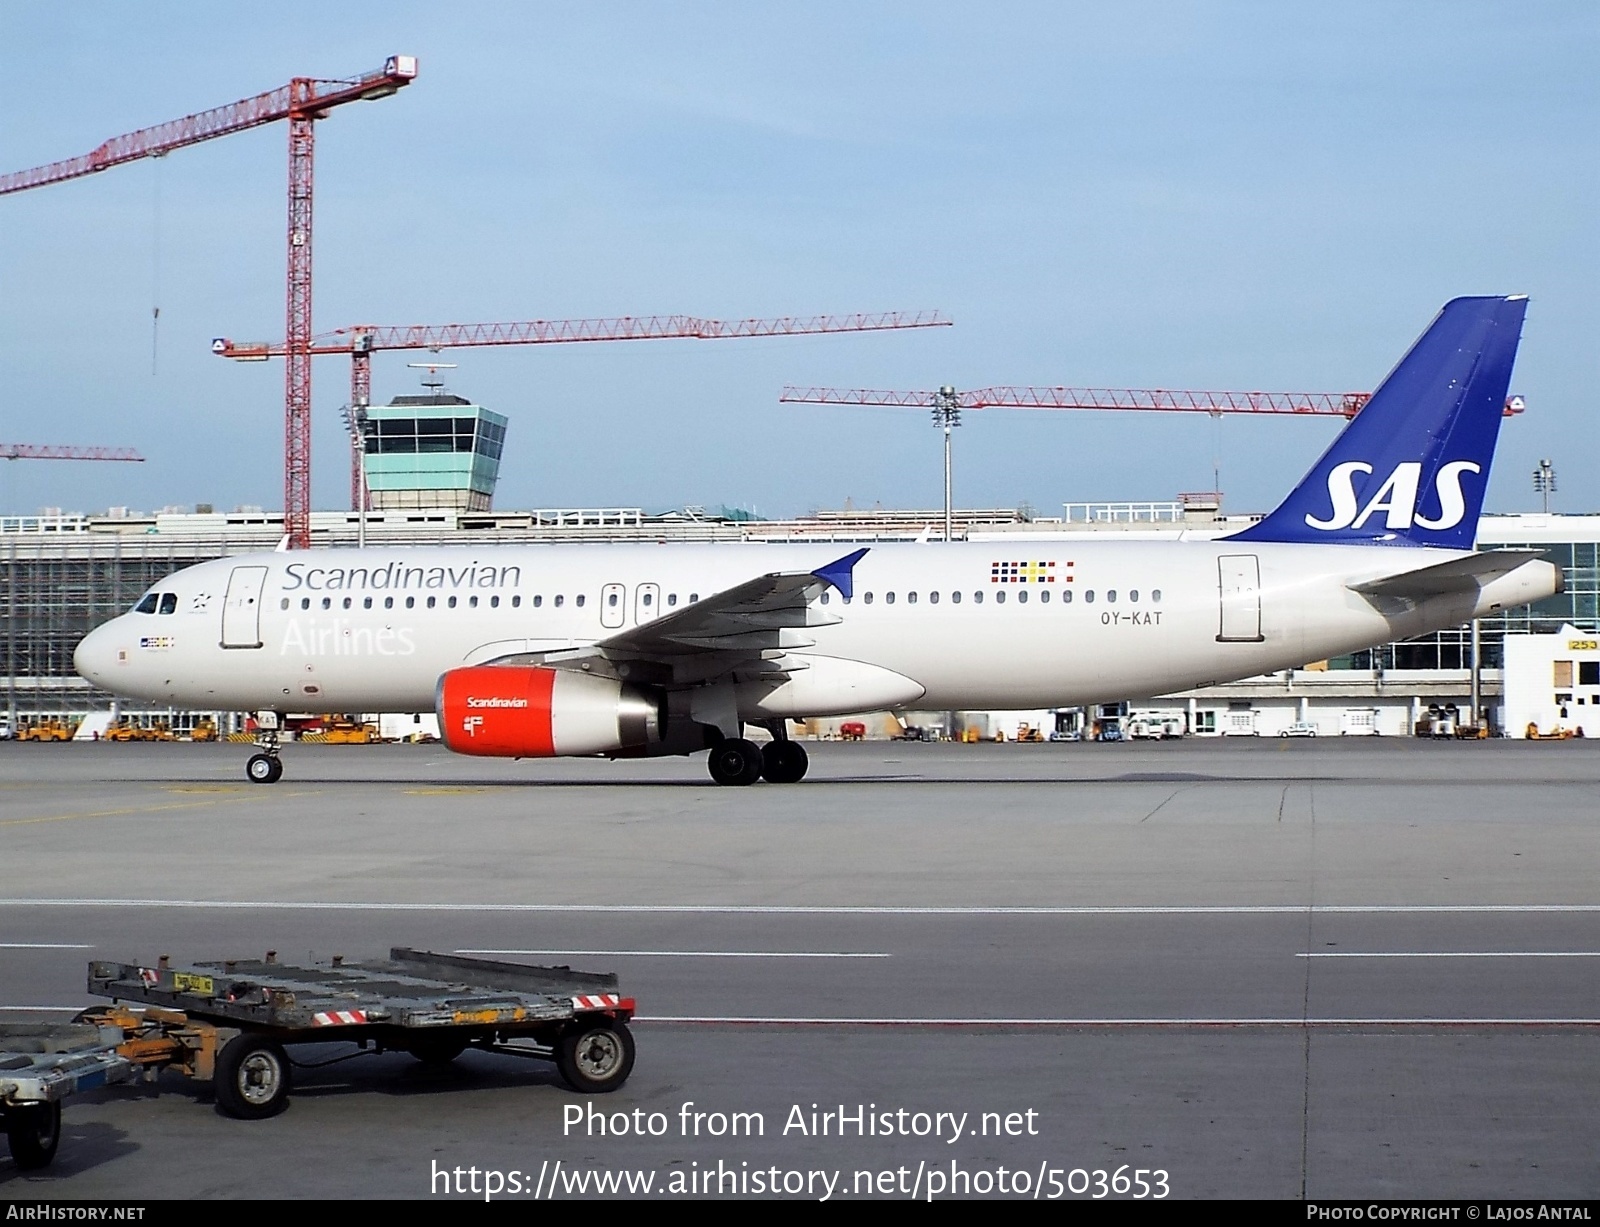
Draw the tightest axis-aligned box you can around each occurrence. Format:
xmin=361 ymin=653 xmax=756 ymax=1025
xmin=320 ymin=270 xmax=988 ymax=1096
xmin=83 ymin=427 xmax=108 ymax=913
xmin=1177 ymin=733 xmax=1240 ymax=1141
xmin=706 ymin=726 xmax=809 ymax=786
xmin=245 ymin=714 xmax=284 ymax=785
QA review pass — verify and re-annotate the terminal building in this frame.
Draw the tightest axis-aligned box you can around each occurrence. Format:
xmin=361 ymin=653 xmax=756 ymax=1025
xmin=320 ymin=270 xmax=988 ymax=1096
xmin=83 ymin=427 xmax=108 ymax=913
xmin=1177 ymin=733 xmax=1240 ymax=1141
xmin=2 ymin=493 xmax=1596 ymax=739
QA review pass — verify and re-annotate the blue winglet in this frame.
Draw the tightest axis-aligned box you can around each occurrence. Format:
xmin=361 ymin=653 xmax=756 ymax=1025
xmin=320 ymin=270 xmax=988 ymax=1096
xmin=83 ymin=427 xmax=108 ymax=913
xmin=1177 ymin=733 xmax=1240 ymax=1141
xmin=812 ymin=548 xmax=870 ymax=599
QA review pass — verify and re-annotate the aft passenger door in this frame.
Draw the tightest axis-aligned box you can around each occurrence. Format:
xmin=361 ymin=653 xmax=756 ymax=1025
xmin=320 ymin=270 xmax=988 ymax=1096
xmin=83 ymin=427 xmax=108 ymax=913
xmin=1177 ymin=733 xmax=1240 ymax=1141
xmin=1216 ymin=554 xmax=1264 ymax=643
xmin=220 ymin=566 xmax=268 ymax=649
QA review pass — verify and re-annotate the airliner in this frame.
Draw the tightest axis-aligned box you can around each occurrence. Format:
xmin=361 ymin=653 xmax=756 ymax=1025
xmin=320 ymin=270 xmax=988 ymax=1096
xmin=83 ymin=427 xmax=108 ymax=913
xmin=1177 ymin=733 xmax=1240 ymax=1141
xmin=74 ymin=296 xmax=1559 ymax=786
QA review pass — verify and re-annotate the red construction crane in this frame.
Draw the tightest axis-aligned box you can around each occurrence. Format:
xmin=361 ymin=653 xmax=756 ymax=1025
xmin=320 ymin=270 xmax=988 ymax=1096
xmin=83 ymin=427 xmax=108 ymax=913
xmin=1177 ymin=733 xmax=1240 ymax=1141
xmin=1 ymin=445 xmax=144 ymax=462
xmin=1 ymin=55 xmax=418 ymax=548
xmin=780 ymin=385 xmax=1526 ymax=542
xmin=779 ymin=385 xmax=1527 ymax=418
xmin=216 ymin=310 xmax=953 ymax=511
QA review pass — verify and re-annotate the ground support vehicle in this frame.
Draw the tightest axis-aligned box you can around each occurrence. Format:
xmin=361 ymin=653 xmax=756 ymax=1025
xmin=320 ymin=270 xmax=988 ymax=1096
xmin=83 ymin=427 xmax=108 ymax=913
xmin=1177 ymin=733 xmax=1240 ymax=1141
xmin=1 ymin=1021 xmax=135 ymax=1170
xmin=83 ymin=948 xmax=636 ymax=1122
xmin=17 ymin=721 xmax=76 ymax=742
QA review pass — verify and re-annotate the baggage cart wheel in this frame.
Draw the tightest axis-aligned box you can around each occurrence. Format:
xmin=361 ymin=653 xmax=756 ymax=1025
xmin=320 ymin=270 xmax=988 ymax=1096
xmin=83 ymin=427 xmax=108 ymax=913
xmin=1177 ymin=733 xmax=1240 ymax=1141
xmin=214 ymin=1034 xmax=292 ymax=1119
xmin=5 ymin=1101 xmax=62 ymax=1170
xmin=555 ymin=1020 xmax=635 ymax=1093
xmin=407 ymin=1036 xmax=469 ymax=1066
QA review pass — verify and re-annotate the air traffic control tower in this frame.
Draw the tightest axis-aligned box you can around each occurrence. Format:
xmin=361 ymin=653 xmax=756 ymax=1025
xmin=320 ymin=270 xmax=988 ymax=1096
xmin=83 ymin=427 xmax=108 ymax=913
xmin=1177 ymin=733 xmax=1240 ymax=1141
xmin=361 ymin=392 xmax=508 ymax=512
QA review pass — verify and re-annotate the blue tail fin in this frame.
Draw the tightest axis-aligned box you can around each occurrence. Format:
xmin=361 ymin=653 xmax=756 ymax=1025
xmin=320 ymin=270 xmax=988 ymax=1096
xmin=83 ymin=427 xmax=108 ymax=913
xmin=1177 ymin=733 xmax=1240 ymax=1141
xmin=1230 ymin=295 xmax=1527 ymax=549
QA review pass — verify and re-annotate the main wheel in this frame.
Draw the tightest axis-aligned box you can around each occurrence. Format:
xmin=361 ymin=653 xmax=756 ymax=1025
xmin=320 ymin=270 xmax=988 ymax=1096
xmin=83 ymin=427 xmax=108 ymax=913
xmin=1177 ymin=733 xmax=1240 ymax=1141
xmin=5 ymin=1101 xmax=61 ymax=1170
xmin=214 ymin=1034 xmax=292 ymax=1119
xmin=761 ymin=739 xmax=809 ymax=783
xmin=707 ymin=738 xmax=763 ymax=786
xmin=245 ymin=754 xmax=283 ymax=785
xmin=555 ymin=1022 xmax=635 ymax=1093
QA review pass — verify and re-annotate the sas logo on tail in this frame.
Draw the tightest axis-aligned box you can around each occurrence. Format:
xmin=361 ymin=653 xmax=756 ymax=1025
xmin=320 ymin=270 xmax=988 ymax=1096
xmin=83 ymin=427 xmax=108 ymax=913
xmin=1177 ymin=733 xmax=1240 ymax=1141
xmin=1304 ymin=461 xmax=1480 ymax=532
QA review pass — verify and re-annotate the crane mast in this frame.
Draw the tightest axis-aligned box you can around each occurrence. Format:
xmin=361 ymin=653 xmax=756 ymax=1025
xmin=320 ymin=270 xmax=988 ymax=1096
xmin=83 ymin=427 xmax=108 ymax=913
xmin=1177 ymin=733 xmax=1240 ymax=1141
xmin=1 ymin=56 xmax=419 ymax=548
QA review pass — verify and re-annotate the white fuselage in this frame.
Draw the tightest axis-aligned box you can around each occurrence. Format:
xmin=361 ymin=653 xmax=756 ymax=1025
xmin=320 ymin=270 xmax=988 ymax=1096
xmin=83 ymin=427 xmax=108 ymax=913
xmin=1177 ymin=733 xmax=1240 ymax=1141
xmin=74 ymin=539 xmax=1558 ymax=722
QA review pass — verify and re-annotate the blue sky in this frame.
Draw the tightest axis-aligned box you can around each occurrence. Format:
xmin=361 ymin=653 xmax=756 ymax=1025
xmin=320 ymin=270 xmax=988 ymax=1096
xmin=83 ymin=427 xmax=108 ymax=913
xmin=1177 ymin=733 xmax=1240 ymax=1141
xmin=2 ymin=3 xmax=1595 ymax=519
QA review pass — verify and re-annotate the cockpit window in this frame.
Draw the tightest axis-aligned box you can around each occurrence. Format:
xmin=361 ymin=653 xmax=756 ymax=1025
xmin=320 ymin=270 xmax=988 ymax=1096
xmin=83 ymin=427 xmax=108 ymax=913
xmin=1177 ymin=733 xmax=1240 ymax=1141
xmin=134 ymin=593 xmax=159 ymax=614
xmin=159 ymin=593 xmax=178 ymax=615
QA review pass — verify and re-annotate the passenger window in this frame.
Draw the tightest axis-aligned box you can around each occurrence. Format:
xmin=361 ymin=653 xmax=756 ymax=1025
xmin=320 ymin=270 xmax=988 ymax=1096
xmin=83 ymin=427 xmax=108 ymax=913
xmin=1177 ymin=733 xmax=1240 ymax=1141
xmin=363 ymin=596 xmax=373 ymax=609
xmin=908 ymin=592 xmax=918 ymax=604
xmin=1152 ymin=589 xmax=1162 ymax=603
xmin=343 ymin=597 xmax=352 ymax=610
xmin=885 ymin=592 xmax=895 ymax=605
xmin=555 ymin=595 xmax=565 ymax=608
xmin=512 ymin=595 xmax=522 ymax=608
xmin=996 ymin=590 xmax=1006 ymax=604
xmin=321 ymin=597 xmax=331 ymax=610
xmin=576 ymin=594 xmax=586 ymax=608
xmin=279 ymin=598 xmax=289 ymax=611
xmin=490 ymin=595 xmax=499 ymax=608
xmin=820 ymin=591 xmax=830 ymax=605
xmin=448 ymin=596 xmax=457 ymax=609
xmin=1085 ymin=591 xmax=1095 ymax=603
xmin=864 ymin=593 xmax=874 ymax=605
xmin=642 ymin=592 xmax=653 ymax=607
xmin=135 ymin=593 xmax=159 ymax=614
xmin=385 ymin=597 xmax=394 ymax=609
xmin=951 ymin=591 xmax=961 ymax=604
xmin=608 ymin=592 xmax=619 ymax=607
xmin=1129 ymin=590 xmax=1139 ymax=603
xmin=469 ymin=595 xmax=478 ymax=608
xmin=690 ymin=593 xmax=699 ymax=602
xmin=1107 ymin=590 xmax=1117 ymax=603
xmin=301 ymin=598 xmax=311 ymax=611
xmin=406 ymin=596 xmax=415 ymax=609
xmin=1017 ymin=589 xmax=1028 ymax=604
xmin=1063 ymin=589 xmax=1073 ymax=604
xmin=427 ymin=596 xmax=436 ymax=609
xmin=668 ymin=594 xmax=678 ymax=607
xmin=1040 ymin=590 xmax=1050 ymax=604
xmin=929 ymin=591 xmax=939 ymax=604
xmin=973 ymin=591 xmax=983 ymax=604
xmin=159 ymin=593 xmax=177 ymax=614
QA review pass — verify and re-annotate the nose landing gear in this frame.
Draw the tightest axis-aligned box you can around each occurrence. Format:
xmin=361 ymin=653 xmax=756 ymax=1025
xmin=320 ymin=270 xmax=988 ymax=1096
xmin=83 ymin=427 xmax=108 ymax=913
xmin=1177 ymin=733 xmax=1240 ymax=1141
xmin=245 ymin=713 xmax=284 ymax=784
xmin=245 ymin=753 xmax=283 ymax=785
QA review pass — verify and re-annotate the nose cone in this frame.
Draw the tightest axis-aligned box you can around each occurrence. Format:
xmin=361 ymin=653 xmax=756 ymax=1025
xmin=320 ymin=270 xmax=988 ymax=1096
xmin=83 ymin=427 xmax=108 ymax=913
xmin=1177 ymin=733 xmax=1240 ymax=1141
xmin=74 ymin=622 xmax=117 ymax=687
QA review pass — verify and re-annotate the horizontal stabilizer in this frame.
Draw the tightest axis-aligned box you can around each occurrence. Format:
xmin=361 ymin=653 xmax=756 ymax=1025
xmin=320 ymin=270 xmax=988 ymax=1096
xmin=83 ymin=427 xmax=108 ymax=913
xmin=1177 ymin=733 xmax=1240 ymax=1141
xmin=1349 ymin=550 xmax=1545 ymax=598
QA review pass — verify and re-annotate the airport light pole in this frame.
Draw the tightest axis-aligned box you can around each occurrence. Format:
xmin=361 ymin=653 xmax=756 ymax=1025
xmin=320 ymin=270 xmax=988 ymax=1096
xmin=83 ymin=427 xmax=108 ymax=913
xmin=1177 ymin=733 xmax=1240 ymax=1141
xmin=1534 ymin=458 xmax=1556 ymax=513
xmin=933 ymin=385 xmax=961 ymax=542
xmin=1470 ymin=616 xmax=1482 ymax=734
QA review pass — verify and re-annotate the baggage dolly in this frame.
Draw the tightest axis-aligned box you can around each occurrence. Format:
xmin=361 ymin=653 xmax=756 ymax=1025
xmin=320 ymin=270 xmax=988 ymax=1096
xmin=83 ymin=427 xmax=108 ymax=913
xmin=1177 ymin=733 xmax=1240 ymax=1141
xmin=82 ymin=948 xmax=637 ymax=1121
xmin=0 ymin=1020 xmax=136 ymax=1169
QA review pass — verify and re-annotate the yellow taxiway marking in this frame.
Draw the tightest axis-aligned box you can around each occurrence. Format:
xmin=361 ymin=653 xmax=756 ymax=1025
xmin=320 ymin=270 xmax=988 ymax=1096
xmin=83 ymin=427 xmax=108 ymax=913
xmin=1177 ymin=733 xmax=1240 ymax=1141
xmin=404 ymin=787 xmax=489 ymax=795
xmin=0 ymin=791 xmax=318 ymax=829
xmin=165 ymin=785 xmax=246 ymax=794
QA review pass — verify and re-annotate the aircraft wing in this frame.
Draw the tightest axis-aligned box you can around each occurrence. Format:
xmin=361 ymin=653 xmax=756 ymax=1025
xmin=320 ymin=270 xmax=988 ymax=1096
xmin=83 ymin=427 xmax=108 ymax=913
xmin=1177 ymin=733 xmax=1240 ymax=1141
xmin=533 ymin=548 xmax=869 ymax=683
xmin=1349 ymin=550 xmax=1546 ymax=598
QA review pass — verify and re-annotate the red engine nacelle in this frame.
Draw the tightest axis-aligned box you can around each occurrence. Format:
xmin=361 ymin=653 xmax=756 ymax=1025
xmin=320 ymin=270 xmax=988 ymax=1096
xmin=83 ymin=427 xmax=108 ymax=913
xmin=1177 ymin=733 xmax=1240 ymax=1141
xmin=436 ymin=666 xmax=662 ymax=757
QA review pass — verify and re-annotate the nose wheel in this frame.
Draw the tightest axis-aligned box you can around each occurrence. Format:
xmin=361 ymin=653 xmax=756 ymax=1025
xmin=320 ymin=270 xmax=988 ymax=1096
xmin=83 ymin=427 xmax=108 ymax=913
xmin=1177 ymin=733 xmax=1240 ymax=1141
xmin=246 ymin=753 xmax=283 ymax=784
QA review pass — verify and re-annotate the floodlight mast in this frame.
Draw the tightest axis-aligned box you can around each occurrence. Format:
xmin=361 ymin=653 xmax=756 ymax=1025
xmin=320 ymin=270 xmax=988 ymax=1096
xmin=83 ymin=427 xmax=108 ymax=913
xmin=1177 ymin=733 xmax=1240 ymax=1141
xmin=932 ymin=386 xmax=961 ymax=542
